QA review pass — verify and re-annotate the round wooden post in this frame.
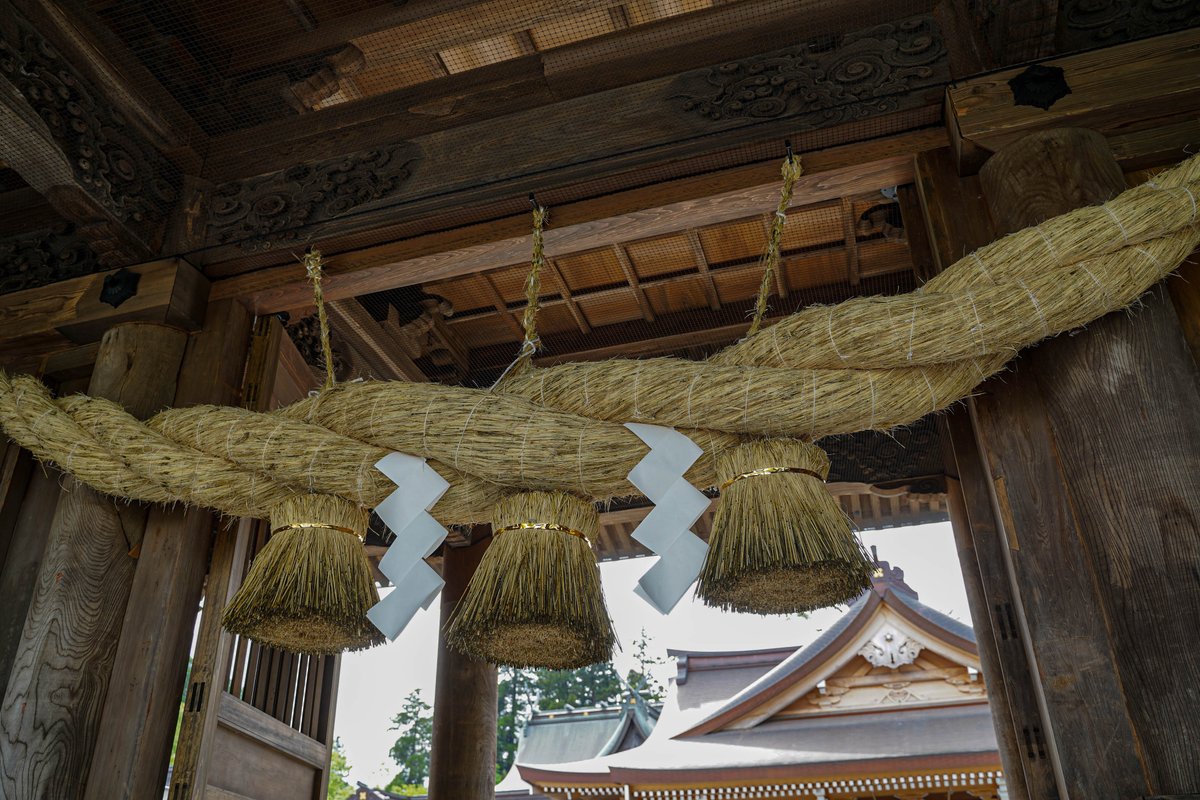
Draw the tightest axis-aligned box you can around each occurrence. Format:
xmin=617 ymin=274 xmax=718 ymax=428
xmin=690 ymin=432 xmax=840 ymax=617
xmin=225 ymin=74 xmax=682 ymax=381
xmin=0 ymin=322 xmax=189 ymax=799
xmin=428 ymin=535 xmax=497 ymax=799
xmin=973 ymin=128 xmax=1200 ymax=795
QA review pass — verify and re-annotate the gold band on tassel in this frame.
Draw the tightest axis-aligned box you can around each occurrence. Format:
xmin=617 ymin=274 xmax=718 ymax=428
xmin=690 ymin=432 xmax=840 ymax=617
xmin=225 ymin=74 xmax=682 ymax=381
xmin=720 ymin=466 xmax=824 ymax=490
xmin=494 ymin=521 xmax=589 ymax=544
xmin=271 ymin=521 xmax=365 ymax=541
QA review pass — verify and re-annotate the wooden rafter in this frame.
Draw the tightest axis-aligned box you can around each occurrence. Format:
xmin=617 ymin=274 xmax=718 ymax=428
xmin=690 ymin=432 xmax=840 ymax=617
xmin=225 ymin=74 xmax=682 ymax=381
xmin=325 ymin=299 xmax=428 ymax=382
xmin=612 ymin=244 xmax=656 ymax=324
xmin=687 ymin=230 xmax=722 ymax=311
xmin=481 ymin=273 xmax=526 ymax=339
xmin=462 ymin=239 xmax=914 ymax=369
xmin=545 ymin=259 xmax=591 ymax=335
xmin=841 ymin=197 xmax=860 ymax=286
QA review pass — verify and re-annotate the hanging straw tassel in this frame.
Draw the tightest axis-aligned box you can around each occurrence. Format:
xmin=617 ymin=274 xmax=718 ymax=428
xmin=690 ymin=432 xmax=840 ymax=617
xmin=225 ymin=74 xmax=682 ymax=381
xmin=446 ymin=491 xmax=615 ymax=669
xmin=697 ymin=438 xmax=873 ymax=614
xmin=222 ymin=493 xmax=384 ymax=655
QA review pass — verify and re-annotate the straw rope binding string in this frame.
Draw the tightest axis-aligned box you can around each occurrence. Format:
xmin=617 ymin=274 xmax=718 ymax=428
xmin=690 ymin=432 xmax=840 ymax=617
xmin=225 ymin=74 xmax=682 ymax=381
xmin=493 ymin=195 xmax=549 ymax=388
xmin=747 ymin=143 xmax=803 ymax=337
xmin=303 ymin=248 xmax=336 ymax=391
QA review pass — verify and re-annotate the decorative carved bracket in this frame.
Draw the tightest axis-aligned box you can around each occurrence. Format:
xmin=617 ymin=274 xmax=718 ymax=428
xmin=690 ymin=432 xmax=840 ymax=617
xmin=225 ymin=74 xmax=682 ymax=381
xmin=0 ymin=8 xmax=180 ymax=268
xmin=0 ymin=223 xmax=103 ymax=295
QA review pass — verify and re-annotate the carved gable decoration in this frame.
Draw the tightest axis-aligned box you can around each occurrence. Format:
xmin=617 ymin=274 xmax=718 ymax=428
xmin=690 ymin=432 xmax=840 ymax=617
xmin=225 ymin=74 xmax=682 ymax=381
xmin=859 ymin=626 xmax=925 ymax=669
xmin=673 ymin=15 xmax=945 ymax=124
xmin=0 ymin=18 xmax=179 ymax=230
xmin=207 ymin=145 xmax=418 ymax=249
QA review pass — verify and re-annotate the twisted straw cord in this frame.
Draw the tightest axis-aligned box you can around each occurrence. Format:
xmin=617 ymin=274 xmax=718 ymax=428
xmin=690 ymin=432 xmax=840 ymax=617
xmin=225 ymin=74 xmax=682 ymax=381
xmin=0 ymin=155 xmax=1196 ymax=523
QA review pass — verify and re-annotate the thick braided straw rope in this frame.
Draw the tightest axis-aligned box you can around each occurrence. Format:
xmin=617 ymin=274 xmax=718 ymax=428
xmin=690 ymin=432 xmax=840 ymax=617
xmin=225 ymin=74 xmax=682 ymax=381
xmin=1 ymin=154 xmax=1198 ymax=523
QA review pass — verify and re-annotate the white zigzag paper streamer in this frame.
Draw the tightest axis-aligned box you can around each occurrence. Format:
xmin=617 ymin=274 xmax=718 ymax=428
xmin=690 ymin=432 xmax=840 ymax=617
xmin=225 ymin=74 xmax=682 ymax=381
xmin=623 ymin=423 xmax=710 ymax=613
xmin=367 ymin=452 xmax=450 ymax=640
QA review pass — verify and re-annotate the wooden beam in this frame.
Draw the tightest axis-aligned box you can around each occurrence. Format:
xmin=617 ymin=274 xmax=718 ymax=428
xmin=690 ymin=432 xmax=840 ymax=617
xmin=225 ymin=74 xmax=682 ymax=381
xmin=326 ymin=299 xmax=429 ymax=382
xmin=913 ymin=148 xmax=993 ymax=271
xmin=194 ymin=11 xmax=946 ymax=261
xmin=947 ymin=27 xmax=1200 ymax=165
xmin=943 ymin=414 xmax=1057 ymax=800
xmin=208 ymin=0 xmax=927 ymax=180
xmin=456 ymin=237 xmax=908 ymax=340
xmin=9 ymin=0 xmax=204 ymax=164
xmin=0 ymin=323 xmax=189 ymax=799
xmin=0 ymin=2 xmax=187 ymax=258
xmin=0 ymin=452 xmax=56 ymax=695
xmin=0 ymin=258 xmax=210 ymax=374
xmin=227 ymin=0 xmax=625 ymax=75
xmin=214 ymin=145 xmax=926 ymax=314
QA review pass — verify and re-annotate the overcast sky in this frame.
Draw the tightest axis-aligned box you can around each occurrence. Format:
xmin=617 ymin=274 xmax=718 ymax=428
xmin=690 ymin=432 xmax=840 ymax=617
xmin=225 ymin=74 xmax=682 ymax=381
xmin=333 ymin=521 xmax=970 ymax=788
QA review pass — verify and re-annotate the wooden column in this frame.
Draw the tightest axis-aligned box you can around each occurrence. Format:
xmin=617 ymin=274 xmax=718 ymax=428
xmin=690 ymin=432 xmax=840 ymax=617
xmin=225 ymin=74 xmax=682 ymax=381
xmin=943 ymin=414 xmax=1059 ymax=800
xmin=916 ymin=147 xmax=1058 ymax=799
xmin=971 ymin=128 xmax=1200 ymax=795
xmin=0 ymin=322 xmax=189 ymax=799
xmin=84 ymin=300 xmax=253 ymax=800
xmin=0 ymin=448 xmax=56 ymax=694
xmin=429 ymin=536 xmax=497 ymax=800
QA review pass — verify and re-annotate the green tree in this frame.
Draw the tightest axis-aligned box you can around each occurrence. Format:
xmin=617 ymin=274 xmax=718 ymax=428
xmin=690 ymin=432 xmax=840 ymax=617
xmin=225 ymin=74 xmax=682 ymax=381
xmin=381 ymin=777 xmax=426 ymax=796
xmin=387 ymin=689 xmax=433 ymax=787
xmin=496 ymin=667 xmax=539 ymax=781
xmin=535 ymin=662 xmax=623 ymax=710
xmin=326 ymin=738 xmax=352 ymax=800
xmin=624 ymin=629 xmax=667 ymax=702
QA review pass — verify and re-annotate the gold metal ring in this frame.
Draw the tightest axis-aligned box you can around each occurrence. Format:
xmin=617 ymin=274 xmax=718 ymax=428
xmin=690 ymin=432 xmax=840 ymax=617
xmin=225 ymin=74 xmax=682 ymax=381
xmin=271 ymin=521 xmax=364 ymax=541
xmin=720 ymin=466 xmax=824 ymax=490
xmin=493 ymin=521 xmax=590 ymax=545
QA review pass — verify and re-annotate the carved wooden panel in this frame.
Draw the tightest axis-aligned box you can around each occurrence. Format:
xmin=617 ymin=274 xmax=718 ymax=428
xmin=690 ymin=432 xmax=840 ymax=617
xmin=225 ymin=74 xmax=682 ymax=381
xmin=673 ymin=16 xmax=946 ymax=125
xmin=205 ymin=144 xmax=418 ymax=249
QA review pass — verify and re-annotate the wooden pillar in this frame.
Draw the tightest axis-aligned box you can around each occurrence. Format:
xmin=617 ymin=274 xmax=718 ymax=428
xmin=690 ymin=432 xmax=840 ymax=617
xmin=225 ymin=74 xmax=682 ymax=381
xmin=0 ymin=322 xmax=189 ymax=799
xmin=429 ymin=536 xmax=497 ymax=800
xmin=970 ymin=128 xmax=1200 ymax=795
xmin=943 ymin=415 xmax=1059 ymax=800
xmin=0 ymin=449 xmax=56 ymax=694
xmin=84 ymin=300 xmax=253 ymax=799
xmin=917 ymin=147 xmax=1058 ymax=799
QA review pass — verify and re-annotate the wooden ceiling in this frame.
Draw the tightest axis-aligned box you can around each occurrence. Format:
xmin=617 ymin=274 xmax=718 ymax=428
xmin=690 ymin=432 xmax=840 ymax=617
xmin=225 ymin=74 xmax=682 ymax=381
xmin=323 ymin=185 xmax=915 ymax=384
